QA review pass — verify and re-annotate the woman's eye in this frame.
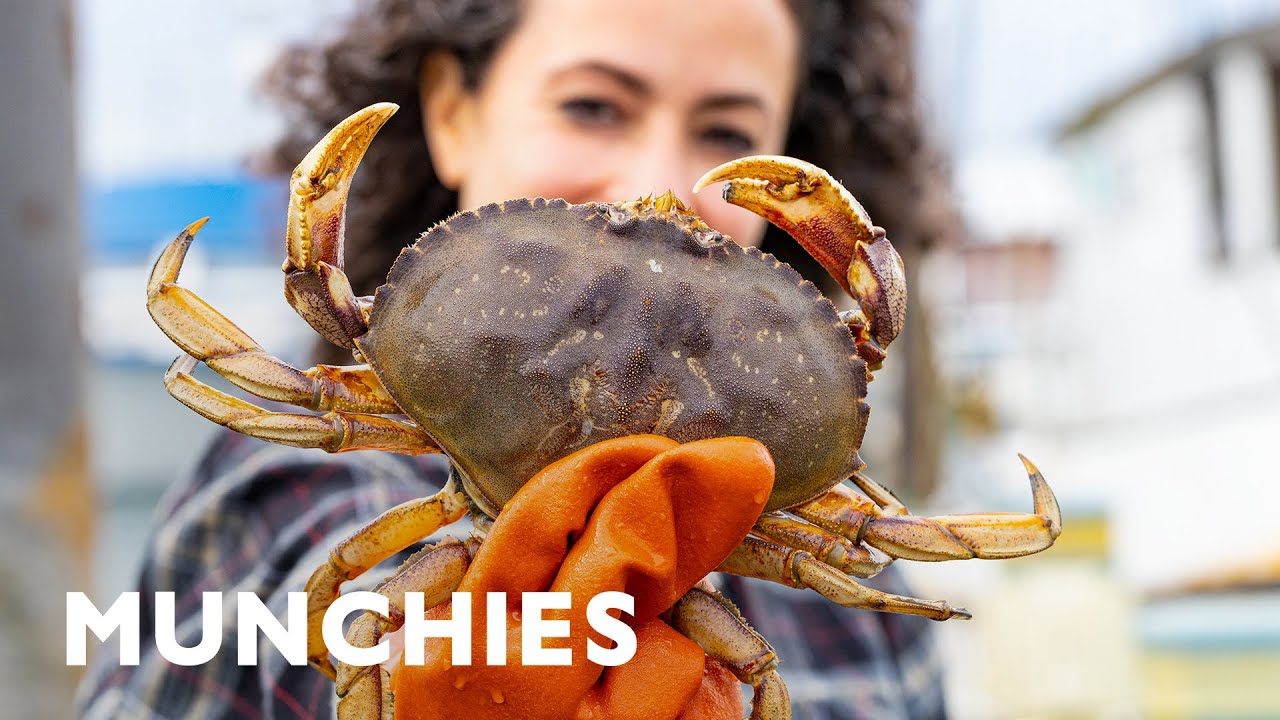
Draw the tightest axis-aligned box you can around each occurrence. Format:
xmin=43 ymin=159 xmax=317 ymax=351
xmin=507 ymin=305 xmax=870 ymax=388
xmin=559 ymin=97 xmax=624 ymax=127
xmin=699 ymin=125 xmax=757 ymax=155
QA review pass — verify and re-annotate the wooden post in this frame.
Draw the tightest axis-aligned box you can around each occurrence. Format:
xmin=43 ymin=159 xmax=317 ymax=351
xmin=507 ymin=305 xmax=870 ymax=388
xmin=0 ymin=0 xmax=91 ymax=715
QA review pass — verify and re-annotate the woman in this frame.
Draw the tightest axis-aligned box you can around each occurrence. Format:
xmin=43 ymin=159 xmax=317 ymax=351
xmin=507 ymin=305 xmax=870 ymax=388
xmin=79 ymin=1 xmax=952 ymax=718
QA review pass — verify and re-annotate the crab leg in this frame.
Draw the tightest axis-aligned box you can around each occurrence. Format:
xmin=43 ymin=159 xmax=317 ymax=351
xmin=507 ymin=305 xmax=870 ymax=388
xmin=720 ymin=536 xmax=971 ymax=621
xmin=753 ymin=512 xmax=892 ymax=578
xmin=306 ymin=483 xmax=470 ymax=678
xmin=283 ymin=102 xmax=398 ymax=349
xmin=336 ymin=611 xmax=395 ymax=720
xmin=163 ymin=355 xmax=437 ymax=454
xmin=668 ymin=584 xmax=791 ymax=720
xmin=694 ymin=156 xmax=905 ymax=368
xmin=148 ymin=219 xmax=404 ymax=413
xmin=792 ymin=456 xmax=1062 ymax=563
xmin=335 ymin=538 xmax=477 ymax=718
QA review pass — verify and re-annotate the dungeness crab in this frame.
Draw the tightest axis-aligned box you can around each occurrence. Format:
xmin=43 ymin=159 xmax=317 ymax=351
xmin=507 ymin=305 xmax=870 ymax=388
xmin=147 ymin=103 xmax=1061 ymax=718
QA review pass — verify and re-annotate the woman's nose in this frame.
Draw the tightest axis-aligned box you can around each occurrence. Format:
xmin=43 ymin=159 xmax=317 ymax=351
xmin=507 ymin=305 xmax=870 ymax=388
xmin=601 ymin=122 xmax=697 ymax=206
xmin=604 ymin=155 xmax=688 ymax=204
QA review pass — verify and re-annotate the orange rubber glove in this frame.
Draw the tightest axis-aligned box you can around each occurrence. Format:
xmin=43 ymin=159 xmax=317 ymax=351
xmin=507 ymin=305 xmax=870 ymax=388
xmin=390 ymin=435 xmax=775 ymax=720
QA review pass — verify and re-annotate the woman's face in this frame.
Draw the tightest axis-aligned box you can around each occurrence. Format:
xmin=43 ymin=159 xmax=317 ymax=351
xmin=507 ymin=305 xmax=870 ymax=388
xmin=421 ymin=0 xmax=799 ymax=247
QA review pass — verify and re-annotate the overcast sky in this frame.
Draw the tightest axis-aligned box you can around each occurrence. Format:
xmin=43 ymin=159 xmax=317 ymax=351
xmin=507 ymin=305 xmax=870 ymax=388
xmin=919 ymin=0 xmax=1280 ymax=155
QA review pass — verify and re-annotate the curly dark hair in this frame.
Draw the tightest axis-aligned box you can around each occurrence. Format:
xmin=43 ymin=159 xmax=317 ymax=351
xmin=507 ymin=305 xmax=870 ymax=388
xmin=261 ymin=0 xmax=950 ymax=493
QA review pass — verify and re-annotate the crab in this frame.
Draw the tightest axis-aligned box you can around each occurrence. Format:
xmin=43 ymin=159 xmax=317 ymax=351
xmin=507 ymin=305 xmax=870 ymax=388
xmin=146 ymin=103 xmax=1061 ymax=719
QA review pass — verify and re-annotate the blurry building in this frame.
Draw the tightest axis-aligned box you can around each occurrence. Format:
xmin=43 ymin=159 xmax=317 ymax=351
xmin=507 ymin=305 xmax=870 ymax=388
xmin=1060 ymin=22 xmax=1280 ymax=717
xmin=914 ymin=18 xmax=1280 ymax=718
xmin=913 ymin=153 xmax=1146 ymax=718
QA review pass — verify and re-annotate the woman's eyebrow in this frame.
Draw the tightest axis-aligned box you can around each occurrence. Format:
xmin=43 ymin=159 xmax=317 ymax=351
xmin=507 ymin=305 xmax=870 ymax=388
xmin=546 ymin=61 xmax=651 ymax=98
xmin=696 ymin=94 xmax=767 ymax=115
xmin=547 ymin=61 xmax=770 ymax=116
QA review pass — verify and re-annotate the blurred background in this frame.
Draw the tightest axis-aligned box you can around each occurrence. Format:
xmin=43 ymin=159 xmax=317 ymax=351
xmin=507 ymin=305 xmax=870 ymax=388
xmin=5 ymin=0 xmax=1280 ymax=717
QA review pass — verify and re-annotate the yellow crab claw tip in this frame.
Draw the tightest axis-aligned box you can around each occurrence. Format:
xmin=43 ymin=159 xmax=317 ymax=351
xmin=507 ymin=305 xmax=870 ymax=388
xmin=693 ymin=155 xmax=825 ymax=194
xmin=354 ymin=102 xmax=400 ymax=132
xmin=180 ymin=215 xmax=209 ymax=238
xmin=341 ymin=102 xmax=400 ymax=130
xmin=952 ymin=607 xmax=973 ymax=621
xmin=1018 ymin=453 xmax=1062 ymax=538
xmin=338 ymin=103 xmax=399 ymax=147
xmin=293 ymin=102 xmax=399 ymax=186
xmin=148 ymin=218 xmax=211 ymax=297
xmin=691 ymin=167 xmax=721 ymax=194
xmin=354 ymin=102 xmax=399 ymax=128
xmin=1016 ymin=452 xmax=1036 ymax=474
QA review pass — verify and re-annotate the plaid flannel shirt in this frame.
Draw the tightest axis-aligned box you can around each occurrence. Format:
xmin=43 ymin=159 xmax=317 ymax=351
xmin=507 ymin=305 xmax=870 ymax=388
xmin=77 ymin=430 xmax=947 ymax=719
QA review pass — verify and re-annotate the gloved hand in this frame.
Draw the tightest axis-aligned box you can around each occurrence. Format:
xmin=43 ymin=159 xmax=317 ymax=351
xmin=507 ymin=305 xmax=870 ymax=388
xmin=390 ymin=434 xmax=775 ymax=720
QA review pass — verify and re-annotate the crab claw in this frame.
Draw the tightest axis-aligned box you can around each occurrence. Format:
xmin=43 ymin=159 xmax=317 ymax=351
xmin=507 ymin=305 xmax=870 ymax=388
xmin=285 ymin=102 xmax=398 ymax=274
xmin=860 ymin=454 xmax=1063 ymax=562
xmin=283 ymin=102 xmax=398 ymax=348
xmin=695 ymin=156 xmax=906 ymax=366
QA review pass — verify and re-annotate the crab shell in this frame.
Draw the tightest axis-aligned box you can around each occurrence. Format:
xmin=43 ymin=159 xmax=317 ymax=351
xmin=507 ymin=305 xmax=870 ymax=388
xmin=358 ymin=196 xmax=868 ymax=516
